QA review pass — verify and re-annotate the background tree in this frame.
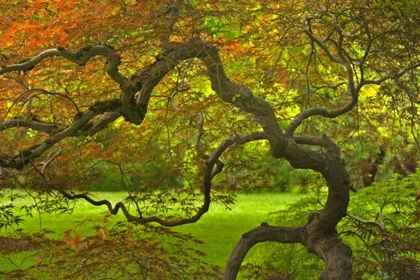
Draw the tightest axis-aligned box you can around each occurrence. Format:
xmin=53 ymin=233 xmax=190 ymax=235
xmin=1 ymin=0 xmax=420 ymax=279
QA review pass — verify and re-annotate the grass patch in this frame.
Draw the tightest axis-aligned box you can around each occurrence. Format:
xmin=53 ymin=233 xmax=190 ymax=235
xmin=1 ymin=191 xmax=300 ymax=272
xmin=176 ymin=192 xmax=298 ymax=268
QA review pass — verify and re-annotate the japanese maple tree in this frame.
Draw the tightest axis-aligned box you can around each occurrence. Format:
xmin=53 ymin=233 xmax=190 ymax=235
xmin=1 ymin=0 xmax=420 ymax=279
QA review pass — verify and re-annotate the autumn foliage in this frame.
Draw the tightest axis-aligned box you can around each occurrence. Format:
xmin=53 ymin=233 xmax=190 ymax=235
xmin=1 ymin=0 xmax=420 ymax=279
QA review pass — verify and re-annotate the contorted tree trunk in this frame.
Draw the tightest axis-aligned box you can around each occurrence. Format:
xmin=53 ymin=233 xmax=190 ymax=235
xmin=212 ymin=57 xmax=354 ymax=278
xmin=193 ymin=30 xmax=354 ymax=276
xmin=223 ymin=139 xmax=353 ymax=279
xmin=195 ymin=40 xmax=354 ymax=278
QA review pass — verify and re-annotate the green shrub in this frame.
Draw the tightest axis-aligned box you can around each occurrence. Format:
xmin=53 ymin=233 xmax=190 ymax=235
xmin=247 ymin=173 xmax=420 ymax=279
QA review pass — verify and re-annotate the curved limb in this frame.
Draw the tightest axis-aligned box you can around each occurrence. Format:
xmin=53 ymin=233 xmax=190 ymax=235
xmin=224 ymin=224 xmax=303 ymax=280
xmin=0 ymin=46 xmax=128 ymax=86
xmin=285 ymin=17 xmax=357 ymax=137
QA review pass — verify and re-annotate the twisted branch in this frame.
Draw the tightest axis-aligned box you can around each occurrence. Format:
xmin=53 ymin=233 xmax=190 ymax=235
xmin=224 ymin=223 xmax=303 ymax=279
xmin=285 ymin=17 xmax=358 ymax=137
xmin=0 ymin=46 xmax=128 ymax=86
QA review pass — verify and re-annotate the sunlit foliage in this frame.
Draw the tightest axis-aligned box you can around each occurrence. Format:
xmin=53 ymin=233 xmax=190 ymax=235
xmin=1 ymin=0 xmax=420 ymax=278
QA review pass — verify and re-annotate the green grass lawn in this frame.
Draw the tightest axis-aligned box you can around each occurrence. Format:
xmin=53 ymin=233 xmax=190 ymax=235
xmin=176 ymin=192 xmax=299 ymax=268
xmin=1 ymin=191 xmax=300 ymax=273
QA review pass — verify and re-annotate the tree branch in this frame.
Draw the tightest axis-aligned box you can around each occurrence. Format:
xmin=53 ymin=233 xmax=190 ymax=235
xmin=359 ymin=62 xmax=420 ymax=87
xmin=285 ymin=16 xmax=359 ymax=136
xmin=0 ymin=118 xmax=66 ymax=134
xmin=224 ymin=223 xmax=303 ymax=280
xmin=56 ymin=131 xmax=268 ymax=228
xmin=0 ymin=46 xmax=128 ymax=86
xmin=294 ymin=134 xmax=340 ymax=154
xmin=0 ymin=110 xmax=100 ymax=169
xmin=347 ymin=212 xmax=385 ymax=231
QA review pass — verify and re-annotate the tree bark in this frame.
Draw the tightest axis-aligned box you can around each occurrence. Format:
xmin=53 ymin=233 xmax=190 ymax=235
xmin=313 ymin=235 xmax=352 ymax=280
xmin=223 ymin=224 xmax=303 ymax=280
xmin=224 ymin=138 xmax=352 ymax=279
